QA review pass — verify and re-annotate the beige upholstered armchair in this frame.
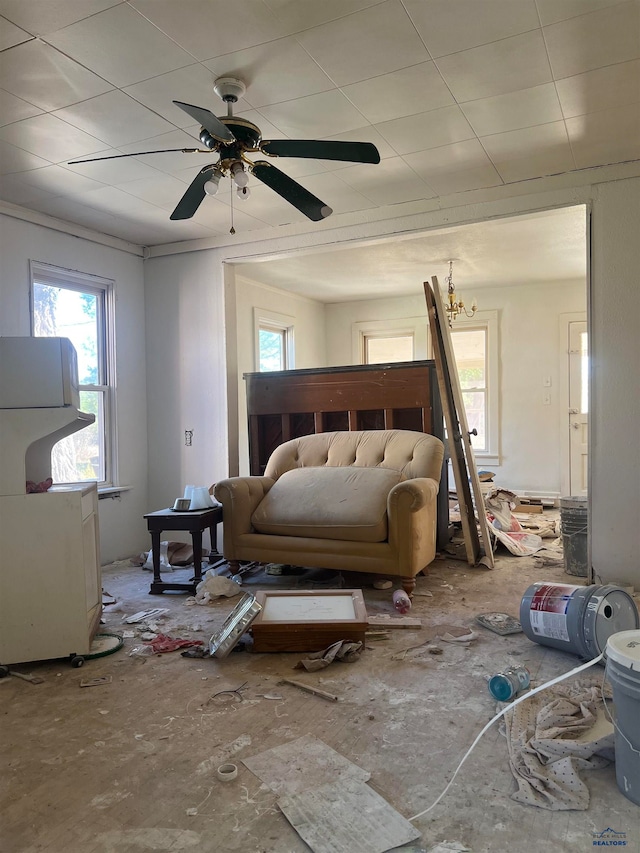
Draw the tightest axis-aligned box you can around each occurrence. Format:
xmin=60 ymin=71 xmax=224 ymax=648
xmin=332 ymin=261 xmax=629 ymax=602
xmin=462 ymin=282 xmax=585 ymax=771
xmin=214 ymin=430 xmax=444 ymax=596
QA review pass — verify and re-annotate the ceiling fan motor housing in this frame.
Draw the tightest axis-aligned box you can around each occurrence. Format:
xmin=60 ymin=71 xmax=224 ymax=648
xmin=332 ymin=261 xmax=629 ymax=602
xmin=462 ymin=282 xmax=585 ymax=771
xmin=213 ymin=76 xmax=247 ymax=103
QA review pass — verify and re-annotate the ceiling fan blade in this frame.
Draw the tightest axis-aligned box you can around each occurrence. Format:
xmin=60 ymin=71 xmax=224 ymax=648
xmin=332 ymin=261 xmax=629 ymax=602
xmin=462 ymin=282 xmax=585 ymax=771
xmin=251 ymin=161 xmax=332 ymax=221
xmin=261 ymin=139 xmax=380 ymax=164
xmin=173 ymin=100 xmax=235 ymax=143
xmin=170 ymin=165 xmax=217 ymax=220
xmin=68 ymin=148 xmax=208 ymax=164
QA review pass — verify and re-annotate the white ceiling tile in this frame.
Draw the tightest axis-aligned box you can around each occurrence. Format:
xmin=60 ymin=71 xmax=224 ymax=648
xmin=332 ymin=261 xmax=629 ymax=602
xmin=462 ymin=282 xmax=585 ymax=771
xmin=33 ymin=194 xmax=121 ymax=230
xmin=76 ymin=185 xmax=166 ymax=217
xmin=191 ymin=197 xmax=269 ymax=233
xmin=544 ymin=1 xmax=640 ymax=79
xmin=0 ymin=14 xmax=31 ymax=49
xmin=54 ymin=91 xmax=176 ymax=147
xmin=0 ymin=140 xmax=51 ymax=174
xmin=129 ymin=0 xmax=291 ymax=61
xmin=0 ymin=89 xmax=43 ymax=126
xmin=14 ymin=163 xmax=107 ymax=196
xmin=264 ymin=0 xmax=385 ymax=31
xmin=264 ymin=157 xmax=328 ymax=179
xmin=124 ymin=65 xmax=252 ymax=128
xmin=436 ymin=30 xmax=552 ymax=102
xmin=295 ymin=0 xmax=431 ymax=86
xmin=375 ymin=105 xmax=475 ymax=155
xmin=405 ymin=0 xmax=540 ymax=58
xmin=481 ymin=121 xmax=575 ymax=182
xmin=236 ymin=109 xmax=288 ymax=142
xmin=118 ymin=173 xmax=194 ymax=207
xmin=342 ymin=62 xmax=455 ymax=123
xmin=567 ymin=102 xmax=640 ymax=168
xmin=258 ymin=90 xmax=369 ymax=138
xmin=204 ymin=37 xmax=334 ymax=107
xmin=535 ymin=0 xmax=626 ymax=26
xmin=46 ymin=4 xmax=194 ymax=88
xmin=556 ymin=59 xmax=640 ymax=118
xmin=297 ymin=172 xmax=377 ymax=215
xmin=0 ymin=173 xmax=56 ymax=205
xmin=0 ymin=0 xmax=122 ymax=36
xmin=460 ymin=83 xmax=563 ymax=136
xmin=0 ymin=40 xmax=113 ymax=110
xmin=403 ymin=139 xmax=503 ymax=195
xmin=338 ymin=156 xmax=436 ymax=205
xmin=116 ymin=129 xmax=213 ymax=176
xmin=63 ymin=149 xmax=166 ymax=184
xmin=0 ymin=113 xmax=107 ymax=162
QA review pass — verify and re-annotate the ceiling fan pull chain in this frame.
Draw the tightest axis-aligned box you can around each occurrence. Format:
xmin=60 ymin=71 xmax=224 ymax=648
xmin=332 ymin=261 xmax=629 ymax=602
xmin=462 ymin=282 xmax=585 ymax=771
xmin=229 ymin=176 xmax=236 ymax=235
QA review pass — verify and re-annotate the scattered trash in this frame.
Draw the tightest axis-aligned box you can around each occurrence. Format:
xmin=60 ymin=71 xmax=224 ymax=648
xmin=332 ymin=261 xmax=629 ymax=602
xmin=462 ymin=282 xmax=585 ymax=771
xmin=192 ymin=574 xmax=242 ymax=605
xmin=427 ymin=843 xmax=470 ymax=853
xmin=147 ymin=634 xmax=204 ymax=654
xmin=488 ymin=665 xmax=530 ymax=702
xmin=102 ymin=589 xmax=117 ymax=606
xmin=185 ymin=808 xmax=198 ymax=816
xmin=140 ymin=631 xmax=158 ymax=641
xmin=413 ymin=589 xmax=433 ymax=597
xmin=257 ymin=692 xmax=283 ymax=700
xmin=368 ymin=615 xmax=422 ymax=629
xmin=439 ymin=630 xmax=477 ymax=645
xmin=393 ymin=589 xmax=412 ymax=613
xmin=124 ymin=608 xmax=169 ymax=624
xmin=129 ymin=645 xmax=155 ymax=657
xmin=216 ymin=762 xmax=238 ymax=782
xmin=207 ymin=681 xmax=248 ymax=704
xmin=373 ymin=579 xmax=392 ymax=590
xmin=7 ymin=670 xmax=44 ymax=684
xmin=475 ymin=612 xmax=522 ymax=635
xmin=428 ymin=647 xmax=443 ymax=656
xmin=295 ymin=640 xmax=363 ymax=672
xmin=122 ymin=630 xmax=136 ymax=639
xmin=265 ymin=563 xmax=306 ymax=576
xmin=279 ymin=678 xmax=339 ymax=703
xmin=484 ymin=489 xmax=545 ymax=556
xmin=180 ymin=647 xmax=208 ymax=658
xmin=365 ymin=631 xmax=390 ymax=641
xmin=80 ymin=676 xmax=113 ymax=688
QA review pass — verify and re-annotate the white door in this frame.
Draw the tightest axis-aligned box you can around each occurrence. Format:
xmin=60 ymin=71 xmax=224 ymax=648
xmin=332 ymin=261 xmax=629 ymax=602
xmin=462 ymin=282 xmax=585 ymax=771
xmin=568 ymin=321 xmax=588 ymax=495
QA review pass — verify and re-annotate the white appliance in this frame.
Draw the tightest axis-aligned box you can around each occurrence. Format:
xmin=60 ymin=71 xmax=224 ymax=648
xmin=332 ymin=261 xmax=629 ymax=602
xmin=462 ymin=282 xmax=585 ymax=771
xmin=0 ymin=336 xmax=80 ymax=409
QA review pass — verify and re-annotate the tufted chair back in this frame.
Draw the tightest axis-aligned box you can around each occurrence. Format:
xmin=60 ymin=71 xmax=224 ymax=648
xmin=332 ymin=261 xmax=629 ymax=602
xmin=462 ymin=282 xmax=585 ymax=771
xmin=264 ymin=429 xmax=443 ymax=483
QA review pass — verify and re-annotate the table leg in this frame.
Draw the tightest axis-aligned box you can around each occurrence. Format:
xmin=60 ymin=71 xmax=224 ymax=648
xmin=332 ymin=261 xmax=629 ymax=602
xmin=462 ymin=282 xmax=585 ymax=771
xmin=151 ymin=531 xmax=162 ymax=585
xmin=191 ymin=529 xmax=203 ymax=585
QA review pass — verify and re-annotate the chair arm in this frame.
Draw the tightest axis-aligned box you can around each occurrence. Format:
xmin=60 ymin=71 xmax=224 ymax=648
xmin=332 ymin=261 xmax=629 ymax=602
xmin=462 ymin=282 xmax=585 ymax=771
xmin=214 ymin=477 xmax=275 ymax=548
xmin=388 ymin=477 xmax=439 ymax=514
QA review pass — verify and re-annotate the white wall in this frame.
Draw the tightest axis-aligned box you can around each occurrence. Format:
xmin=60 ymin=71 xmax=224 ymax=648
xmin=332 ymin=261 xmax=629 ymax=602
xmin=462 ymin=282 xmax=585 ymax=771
xmin=229 ymin=272 xmax=327 ymax=476
xmin=324 ymin=279 xmax=586 ymax=495
xmin=0 ymin=215 xmax=147 ymax=563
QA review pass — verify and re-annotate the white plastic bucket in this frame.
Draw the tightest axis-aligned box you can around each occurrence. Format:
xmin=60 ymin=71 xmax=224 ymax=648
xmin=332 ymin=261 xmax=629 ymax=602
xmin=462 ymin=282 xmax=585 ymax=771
xmin=606 ymin=630 xmax=640 ymax=805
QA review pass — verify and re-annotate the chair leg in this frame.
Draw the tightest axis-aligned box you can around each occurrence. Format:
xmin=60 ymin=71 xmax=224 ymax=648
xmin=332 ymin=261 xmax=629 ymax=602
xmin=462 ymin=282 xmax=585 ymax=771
xmin=227 ymin=559 xmax=240 ymax=575
xmin=401 ymin=576 xmax=416 ymax=598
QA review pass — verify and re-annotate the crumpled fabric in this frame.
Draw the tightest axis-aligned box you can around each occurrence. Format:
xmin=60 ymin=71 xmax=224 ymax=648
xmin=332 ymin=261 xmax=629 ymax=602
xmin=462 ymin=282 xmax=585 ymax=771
xmin=503 ymin=678 xmax=614 ymax=810
xmin=191 ymin=574 xmax=242 ymax=605
xmin=294 ymin=640 xmax=363 ymax=672
xmin=147 ymin=634 xmax=204 ymax=654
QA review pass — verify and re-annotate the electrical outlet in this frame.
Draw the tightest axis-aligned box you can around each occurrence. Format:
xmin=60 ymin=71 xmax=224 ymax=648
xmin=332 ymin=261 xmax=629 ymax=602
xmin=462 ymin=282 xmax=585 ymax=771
xmin=543 ymin=376 xmax=552 ymax=387
xmin=185 ymin=430 xmax=193 ymax=446
xmin=543 ymin=393 xmax=551 ymax=405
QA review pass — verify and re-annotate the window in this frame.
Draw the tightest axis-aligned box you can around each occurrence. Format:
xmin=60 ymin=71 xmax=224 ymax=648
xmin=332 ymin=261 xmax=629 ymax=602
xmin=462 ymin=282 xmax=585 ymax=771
xmin=352 ymin=317 xmax=428 ymax=363
xmin=364 ymin=333 xmax=414 ymax=364
xmin=449 ymin=311 xmax=499 ymax=459
xmin=30 ymin=262 xmax=115 ymax=486
xmin=254 ymin=309 xmax=294 ymax=372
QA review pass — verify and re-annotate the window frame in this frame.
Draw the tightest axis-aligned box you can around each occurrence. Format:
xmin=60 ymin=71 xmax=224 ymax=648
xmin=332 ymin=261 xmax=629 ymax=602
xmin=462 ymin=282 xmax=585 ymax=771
xmin=352 ymin=316 xmax=429 ymax=363
xmin=448 ymin=310 xmax=499 ymax=462
xmin=253 ymin=308 xmax=295 ymax=372
xmin=29 ymin=261 xmax=117 ymax=488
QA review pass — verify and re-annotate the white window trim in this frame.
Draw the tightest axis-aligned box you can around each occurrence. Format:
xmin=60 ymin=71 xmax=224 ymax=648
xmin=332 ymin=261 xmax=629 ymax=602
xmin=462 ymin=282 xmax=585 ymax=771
xmin=449 ymin=310 xmax=500 ymax=463
xmin=253 ymin=308 xmax=295 ymax=371
xmin=352 ymin=316 xmax=429 ymax=363
xmin=29 ymin=260 xmax=118 ymax=488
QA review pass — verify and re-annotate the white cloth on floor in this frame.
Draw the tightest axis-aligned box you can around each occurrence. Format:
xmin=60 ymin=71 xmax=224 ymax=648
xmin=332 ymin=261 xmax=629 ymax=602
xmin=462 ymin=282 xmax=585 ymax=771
xmin=503 ymin=678 xmax=614 ymax=810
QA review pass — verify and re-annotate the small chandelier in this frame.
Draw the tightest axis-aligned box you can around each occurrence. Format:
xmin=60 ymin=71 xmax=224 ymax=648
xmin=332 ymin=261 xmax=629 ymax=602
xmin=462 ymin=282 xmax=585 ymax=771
xmin=445 ymin=260 xmax=477 ymax=327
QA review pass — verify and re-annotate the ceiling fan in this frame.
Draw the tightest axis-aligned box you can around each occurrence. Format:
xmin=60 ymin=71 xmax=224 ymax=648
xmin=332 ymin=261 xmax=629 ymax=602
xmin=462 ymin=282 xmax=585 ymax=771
xmin=69 ymin=76 xmax=381 ymax=225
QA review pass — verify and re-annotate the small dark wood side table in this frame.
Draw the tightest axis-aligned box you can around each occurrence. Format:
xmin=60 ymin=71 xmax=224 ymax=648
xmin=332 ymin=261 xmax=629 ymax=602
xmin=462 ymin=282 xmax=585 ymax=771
xmin=144 ymin=504 xmax=223 ymax=595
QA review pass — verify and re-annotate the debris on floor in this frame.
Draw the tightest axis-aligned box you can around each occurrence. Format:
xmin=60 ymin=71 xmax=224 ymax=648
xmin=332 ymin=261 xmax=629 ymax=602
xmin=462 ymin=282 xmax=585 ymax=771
xmin=475 ymin=612 xmax=523 ymax=635
xmin=279 ymin=678 xmax=340 ymax=702
xmin=294 ymin=639 xmax=363 ymax=672
xmin=368 ymin=614 xmax=422 ymax=628
xmin=146 ymin=634 xmax=204 ymax=654
xmin=188 ymin=574 xmax=242 ymax=605
xmin=124 ymin=608 xmax=169 ymax=624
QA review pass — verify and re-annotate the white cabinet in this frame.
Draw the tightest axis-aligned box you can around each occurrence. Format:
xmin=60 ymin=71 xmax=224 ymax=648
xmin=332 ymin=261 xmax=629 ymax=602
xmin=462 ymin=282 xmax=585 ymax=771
xmin=0 ymin=484 xmax=101 ymax=666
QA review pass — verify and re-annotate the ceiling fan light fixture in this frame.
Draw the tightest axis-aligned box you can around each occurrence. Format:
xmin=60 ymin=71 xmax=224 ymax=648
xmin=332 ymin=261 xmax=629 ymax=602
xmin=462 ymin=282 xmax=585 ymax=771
xmin=204 ymin=174 xmax=221 ymax=196
xmin=231 ymin=162 xmax=248 ymax=187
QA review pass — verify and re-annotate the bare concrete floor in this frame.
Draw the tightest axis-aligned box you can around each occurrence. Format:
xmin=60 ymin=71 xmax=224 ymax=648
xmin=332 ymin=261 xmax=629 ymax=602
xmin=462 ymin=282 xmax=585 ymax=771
xmin=2 ymin=547 xmax=639 ymax=853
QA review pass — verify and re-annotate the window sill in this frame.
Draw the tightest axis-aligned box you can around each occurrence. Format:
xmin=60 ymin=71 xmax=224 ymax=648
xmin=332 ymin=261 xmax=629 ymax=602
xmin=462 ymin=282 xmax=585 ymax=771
xmin=98 ymin=485 xmax=131 ymax=499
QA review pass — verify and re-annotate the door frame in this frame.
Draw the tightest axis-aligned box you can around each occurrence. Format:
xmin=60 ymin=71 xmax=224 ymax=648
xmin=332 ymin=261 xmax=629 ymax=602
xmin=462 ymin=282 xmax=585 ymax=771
xmin=559 ymin=311 xmax=588 ymax=498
